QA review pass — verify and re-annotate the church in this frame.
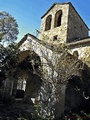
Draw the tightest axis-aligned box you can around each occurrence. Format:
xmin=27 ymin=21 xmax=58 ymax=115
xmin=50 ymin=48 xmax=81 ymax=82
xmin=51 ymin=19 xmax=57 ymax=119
xmin=1 ymin=2 xmax=90 ymax=118
xmin=17 ymin=2 xmax=90 ymax=117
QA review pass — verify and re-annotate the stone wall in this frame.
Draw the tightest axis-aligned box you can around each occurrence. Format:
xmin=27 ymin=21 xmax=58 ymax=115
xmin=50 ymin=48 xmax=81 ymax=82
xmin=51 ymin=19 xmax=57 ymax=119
xmin=66 ymin=37 xmax=90 ymax=67
xmin=19 ymin=34 xmax=87 ymax=117
xmin=39 ymin=3 xmax=89 ymax=44
xmin=19 ymin=34 xmax=67 ymax=116
xmin=39 ymin=3 xmax=69 ymax=43
xmin=67 ymin=4 xmax=88 ymax=42
xmin=70 ymin=46 xmax=90 ymax=67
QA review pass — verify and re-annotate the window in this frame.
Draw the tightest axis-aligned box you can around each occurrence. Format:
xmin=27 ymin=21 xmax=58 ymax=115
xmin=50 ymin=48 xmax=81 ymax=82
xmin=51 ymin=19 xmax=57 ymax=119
xmin=17 ymin=78 xmax=26 ymax=91
xmin=73 ymin=51 xmax=78 ymax=58
xmin=45 ymin=15 xmax=52 ymax=31
xmin=54 ymin=10 xmax=62 ymax=27
xmin=16 ymin=77 xmax=26 ymax=99
xmin=53 ymin=35 xmax=58 ymax=41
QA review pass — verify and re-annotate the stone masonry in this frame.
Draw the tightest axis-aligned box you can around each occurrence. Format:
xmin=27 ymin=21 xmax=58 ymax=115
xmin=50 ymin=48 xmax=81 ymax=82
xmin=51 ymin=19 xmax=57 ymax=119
xmin=16 ymin=2 xmax=90 ymax=118
xmin=39 ymin=2 xmax=89 ymax=44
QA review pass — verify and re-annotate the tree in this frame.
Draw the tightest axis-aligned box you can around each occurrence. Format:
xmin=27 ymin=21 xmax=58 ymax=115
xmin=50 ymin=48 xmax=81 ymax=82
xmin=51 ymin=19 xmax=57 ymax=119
xmin=0 ymin=11 xmax=19 ymax=76
xmin=40 ymin=47 xmax=90 ymax=119
xmin=0 ymin=43 xmax=19 ymax=75
xmin=0 ymin=11 xmax=19 ymax=43
xmin=0 ymin=11 xmax=19 ymax=99
xmin=24 ymin=37 xmax=90 ymax=119
xmin=35 ymin=47 xmax=80 ymax=119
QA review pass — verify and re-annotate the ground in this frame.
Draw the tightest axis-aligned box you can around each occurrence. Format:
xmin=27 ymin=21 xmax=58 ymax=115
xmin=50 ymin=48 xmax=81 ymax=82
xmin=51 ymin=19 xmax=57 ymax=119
xmin=0 ymin=101 xmax=35 ymax=120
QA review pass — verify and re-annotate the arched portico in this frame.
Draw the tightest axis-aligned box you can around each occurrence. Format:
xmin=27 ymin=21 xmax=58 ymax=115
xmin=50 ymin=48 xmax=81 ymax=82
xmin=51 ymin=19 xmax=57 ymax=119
xmin=12 ymin=50 xmax=42 ymax=103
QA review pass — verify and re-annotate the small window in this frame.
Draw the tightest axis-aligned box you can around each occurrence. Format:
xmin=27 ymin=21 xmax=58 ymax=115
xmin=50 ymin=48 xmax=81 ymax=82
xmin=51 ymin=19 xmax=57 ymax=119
xmin=81 ymin=25 xmax=83 ymax=30
xmin=16 ymin=78 xmax=26 ymax=99
xmin=73 ymin=51 xmax=78 ymax=58
xmin=53 ymin=35 xmax=58 ymax=41
xmin=17 ymin=78 xmax=26 ymax=91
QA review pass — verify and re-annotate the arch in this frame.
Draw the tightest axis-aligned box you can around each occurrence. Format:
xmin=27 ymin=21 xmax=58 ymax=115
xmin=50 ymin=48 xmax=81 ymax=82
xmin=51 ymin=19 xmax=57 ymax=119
xmin=18 ymin=50 xmax=41 ymax=73
xmin=13 ymin=50 xmax=42 ymax=99
xmin=65 ymin=75 xmax=83 ymax=113
xmin=54 ymin=10 xmax=62 ymax=27
xmin=45 ymin=15 xmax=52 ymax=31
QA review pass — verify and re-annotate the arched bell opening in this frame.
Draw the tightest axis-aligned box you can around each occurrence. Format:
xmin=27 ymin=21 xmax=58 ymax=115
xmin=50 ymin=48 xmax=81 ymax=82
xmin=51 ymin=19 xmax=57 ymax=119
xmin=45 ymin=15 xmax=52 ymax=31
xmin=54 ymin=10 xmax=62 ymax=28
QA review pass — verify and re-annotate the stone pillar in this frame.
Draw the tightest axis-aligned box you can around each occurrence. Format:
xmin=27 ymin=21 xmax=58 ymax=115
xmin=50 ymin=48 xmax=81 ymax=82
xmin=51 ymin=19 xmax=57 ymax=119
xmin=4 ymin=77 xmax=15 ymax=96
xmin=54 ymin=84 xmax=66 ymax=118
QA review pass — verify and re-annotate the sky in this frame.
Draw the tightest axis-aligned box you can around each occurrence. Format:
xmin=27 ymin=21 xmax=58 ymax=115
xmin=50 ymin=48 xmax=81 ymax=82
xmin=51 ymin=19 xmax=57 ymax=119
xmin=0 ymin=0 xmax=90 ymax=42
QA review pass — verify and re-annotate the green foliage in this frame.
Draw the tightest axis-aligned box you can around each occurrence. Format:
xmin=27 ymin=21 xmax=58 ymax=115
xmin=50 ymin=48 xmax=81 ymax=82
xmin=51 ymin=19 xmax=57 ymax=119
xmin=0 ymin=11 xmax=19 ymax=107
xmin=0 ymin=42 xmax=20 ymax=76
xmin=42 ymin=34 xmax=49 ymax=41
xmin=0 ymin=11 xmax=19 ymax=76
xmin=0 ymin=34 xmax=3 ymax=41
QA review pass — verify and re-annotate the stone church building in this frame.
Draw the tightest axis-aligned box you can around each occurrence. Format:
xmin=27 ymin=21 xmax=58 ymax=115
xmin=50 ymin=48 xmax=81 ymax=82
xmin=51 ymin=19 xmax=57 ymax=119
xmin=1 ymin=2 xmax=90 ymax=118
xmin=16 ymin=2 xmax=90 ymax=116
xmin=39 ymin=2 xmax=90 ymax=66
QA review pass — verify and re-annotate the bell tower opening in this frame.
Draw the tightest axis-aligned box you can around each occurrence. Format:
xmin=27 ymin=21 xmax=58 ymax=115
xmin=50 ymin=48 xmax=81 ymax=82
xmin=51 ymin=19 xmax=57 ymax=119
xmin=45 ymin=15 xmax=52 ymax=31
xmin=54 ymin=10 xmax=62 ymax=27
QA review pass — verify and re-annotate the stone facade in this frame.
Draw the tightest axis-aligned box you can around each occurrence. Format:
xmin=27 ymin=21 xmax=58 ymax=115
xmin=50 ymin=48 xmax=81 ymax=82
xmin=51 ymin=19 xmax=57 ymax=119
xmin=18 ymin=34 xmax=89 ymax=117
xmin=18 ymin=34 xmax=67 ymax=116
xmin=17 ymin=2 xmax=90 ymax=118
xmin=1 ymin=2 xmax=90 ymax=118
xmin=67 ymin=3 xmax=88 ymax=42
xmin=67 ymin=38 xmax=90 ymax=67
xmin=40 ymin=3 xmax=69 ymax=43
xmin=39 ymin=2 xmax=89 ymax=44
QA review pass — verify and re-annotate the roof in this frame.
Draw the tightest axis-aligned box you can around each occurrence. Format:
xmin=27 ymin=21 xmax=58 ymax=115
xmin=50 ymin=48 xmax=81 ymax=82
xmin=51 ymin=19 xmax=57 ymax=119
xmin=18 ymin=34 xmax=90 ymax=73
xmin=18 ymin=33 xmax=41 ymax=47
xmin=67 ymin=37 xmax=90 ymax=48
xmin=18 ymin=33 xmax=54 ymax=50
xmin=41 ymin=2 xmax=70 ymax=19
xmin=18 ymin=33 xmax=69 ymax=53
xmin=19 ymin=50 xmax=30 ymax=63
xmin=18 ymin=33 xmax=90 ymax=54
xmin=41 ymin=2 xmax=89 ymax=30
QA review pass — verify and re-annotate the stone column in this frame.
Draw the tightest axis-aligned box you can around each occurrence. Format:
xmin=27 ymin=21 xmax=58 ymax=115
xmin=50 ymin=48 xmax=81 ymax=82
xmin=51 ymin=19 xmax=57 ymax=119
xmin=54 ymin=84 xmax=66 ymax=118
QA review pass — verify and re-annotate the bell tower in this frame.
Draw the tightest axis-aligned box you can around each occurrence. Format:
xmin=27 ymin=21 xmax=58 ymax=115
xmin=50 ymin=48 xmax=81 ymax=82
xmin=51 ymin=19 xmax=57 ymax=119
xmin=39 ymin=2 xmax=89 ymax=44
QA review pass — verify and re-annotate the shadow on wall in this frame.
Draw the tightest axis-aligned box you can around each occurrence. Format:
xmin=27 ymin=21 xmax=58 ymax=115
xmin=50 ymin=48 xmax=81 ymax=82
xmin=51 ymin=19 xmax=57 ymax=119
xmin=65 ymin=74 xmax=90 ymax=114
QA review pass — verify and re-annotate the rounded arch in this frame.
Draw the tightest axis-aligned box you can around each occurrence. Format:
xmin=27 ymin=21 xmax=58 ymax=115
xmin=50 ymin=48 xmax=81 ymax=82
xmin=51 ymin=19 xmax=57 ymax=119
xmin=45 ymin=15 xmax=52 ymax=31
xmin=13 ymin=50 xmax=42 ymax=99
xmin=54 ymin=10 xmax=62 ymax=27
xmin=18 ymin=50 xmax=42 ymax=73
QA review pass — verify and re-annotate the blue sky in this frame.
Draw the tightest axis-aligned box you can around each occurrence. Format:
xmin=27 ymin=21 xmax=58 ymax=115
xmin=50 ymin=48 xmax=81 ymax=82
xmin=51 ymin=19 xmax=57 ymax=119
xmin=0 ymin=0 xmax=90 ymax=42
